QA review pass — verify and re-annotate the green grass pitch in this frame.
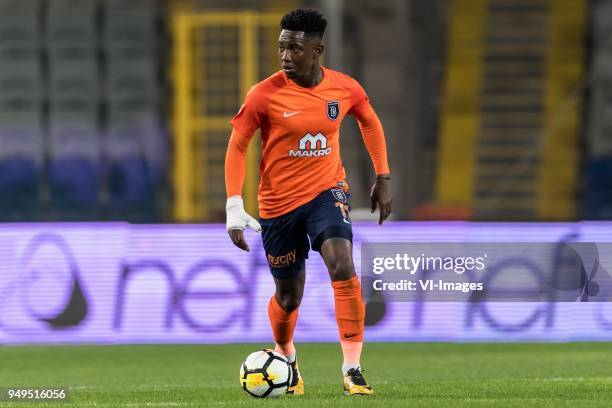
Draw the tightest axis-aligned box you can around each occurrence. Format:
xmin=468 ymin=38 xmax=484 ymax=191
xmin=1 ymin=343 xmax=612 ymax=407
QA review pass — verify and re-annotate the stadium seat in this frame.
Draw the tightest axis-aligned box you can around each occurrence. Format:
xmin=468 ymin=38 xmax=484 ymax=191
xmin=0 ymin=106 xmax=43 ymax=220
xmin=0 ymin=54 xmax=43 ymax=219
xmin=582 ymin=157 xmax=612 ymax=220
xmin=588 ymin=99 xmax=612 ymax=156
xmin=0 ymin=156 xmax=39 ymax=219
xmin=106 ymin=57 xmax=159 ymax=104
xmin=0 ymin=0 xmax=41 ymax=7
xmin=593 ymin=1 xmax=612 ymax=43
xmin=48 ymin=110 xmax=101 ymax=220
xmin=105 ymin=116 xmax=166 ymax=221
xmin=103 ymin=0 xmax=157 ymax=56
xmin=0 ymin=60 xmax=43 ymax=102
xmin=0 ymin=5 xmax=40 ymax=59
xmin=49 ymin=58 xmax=99 ymax=101
xmin=46 ymin=0 xmax=97 ymax=58
xmin=47 ymin=46 xmax=101 ymax=219
xmin=48 ymin=63 xmax=100 ymax=217
xmin=101 ymin=0 xmax=163 ymax=221
xmin=593 ymin=54 xmax=612 ymax=93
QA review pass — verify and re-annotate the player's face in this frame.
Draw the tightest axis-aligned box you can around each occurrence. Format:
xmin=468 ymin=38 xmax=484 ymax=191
xmin=278 ymin=29 xmax=322 ymax=80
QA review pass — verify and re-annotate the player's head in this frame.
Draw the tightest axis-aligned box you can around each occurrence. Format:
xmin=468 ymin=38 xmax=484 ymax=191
xmin=278 ymin=9 xmax=327 ymax=80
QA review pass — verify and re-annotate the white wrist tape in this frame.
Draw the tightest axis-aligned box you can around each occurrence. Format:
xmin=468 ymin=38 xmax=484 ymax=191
xmin=226 ymin=196 xmax=261 ymax=233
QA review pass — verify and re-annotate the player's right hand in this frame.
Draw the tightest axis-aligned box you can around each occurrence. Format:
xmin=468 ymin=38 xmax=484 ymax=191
xmin=226 ymin=195 xmax=261 ymax=252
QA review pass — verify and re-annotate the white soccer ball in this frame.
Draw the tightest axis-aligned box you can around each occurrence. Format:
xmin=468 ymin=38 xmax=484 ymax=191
xmin=239 ymin=349 xmax=292 ymax=398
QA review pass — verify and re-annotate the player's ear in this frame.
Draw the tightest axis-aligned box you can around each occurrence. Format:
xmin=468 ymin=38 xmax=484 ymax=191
xmin=314 ymin=43 xmax=324 ymax=59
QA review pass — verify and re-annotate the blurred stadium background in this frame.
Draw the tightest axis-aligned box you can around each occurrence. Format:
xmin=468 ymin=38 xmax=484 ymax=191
xmin=1 ymin=0 xmax=609 ymax=223
xmin=2 ymin=0 xmax=612 ymax=405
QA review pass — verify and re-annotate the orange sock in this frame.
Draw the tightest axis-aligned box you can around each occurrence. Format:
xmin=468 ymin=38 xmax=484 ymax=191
xmin=268 ymin=295 xmax=298 ymax=358
xmin=332 ymin=276 xmax=365 ymax=364
xmin=340 ymin=340 xmax=363 ymax=365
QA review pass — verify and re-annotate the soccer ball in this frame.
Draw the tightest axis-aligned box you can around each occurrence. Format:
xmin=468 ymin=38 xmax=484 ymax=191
xmin=239 ymin=349 xmax=292 ymax=398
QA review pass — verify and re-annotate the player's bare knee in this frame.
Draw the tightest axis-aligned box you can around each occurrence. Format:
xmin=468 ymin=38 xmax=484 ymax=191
xmin=329 ymin=259 xmax=356 ymax=282
xmin=275 ymin=289 xmax=302 ymax=312
xmin=278 ymin=295 xmax=301 ymax=312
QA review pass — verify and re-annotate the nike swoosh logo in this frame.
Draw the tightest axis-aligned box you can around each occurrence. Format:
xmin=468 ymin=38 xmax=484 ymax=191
xmin=344 ymin=333 xmax=359 ymax=339
xmin=283 ymin=111 xmax=300 ymax=118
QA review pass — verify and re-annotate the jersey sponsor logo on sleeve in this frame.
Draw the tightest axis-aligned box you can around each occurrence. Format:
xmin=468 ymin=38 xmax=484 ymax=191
xmin=327 ymin=100 xmax=340 ymax=120
xmin=289 ymin=132 xmax=332 ymax=157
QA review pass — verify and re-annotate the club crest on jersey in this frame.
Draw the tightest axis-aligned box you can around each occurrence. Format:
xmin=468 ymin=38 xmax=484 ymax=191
xmin=331 ymin=188 xmax=347 ymax=203
xmin=327 ymin=100 xmax=340 ymax=120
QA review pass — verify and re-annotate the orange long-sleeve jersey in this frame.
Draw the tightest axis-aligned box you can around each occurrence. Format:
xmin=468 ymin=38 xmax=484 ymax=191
xmin=225 ymin=66 xmax=389 ymax=218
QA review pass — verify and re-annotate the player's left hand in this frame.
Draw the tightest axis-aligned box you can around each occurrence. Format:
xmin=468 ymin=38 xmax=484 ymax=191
xmin=370 ymin=175 xmax=392 ymax=225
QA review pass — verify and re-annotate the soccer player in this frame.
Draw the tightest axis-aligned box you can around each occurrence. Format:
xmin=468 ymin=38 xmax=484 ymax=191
xmin=225 ymin=8 xmax=391 ymax=396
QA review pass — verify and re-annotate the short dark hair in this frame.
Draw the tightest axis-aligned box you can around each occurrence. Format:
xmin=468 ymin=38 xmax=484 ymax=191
xmin=280 ymin=8 xmax=327 ymax=39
